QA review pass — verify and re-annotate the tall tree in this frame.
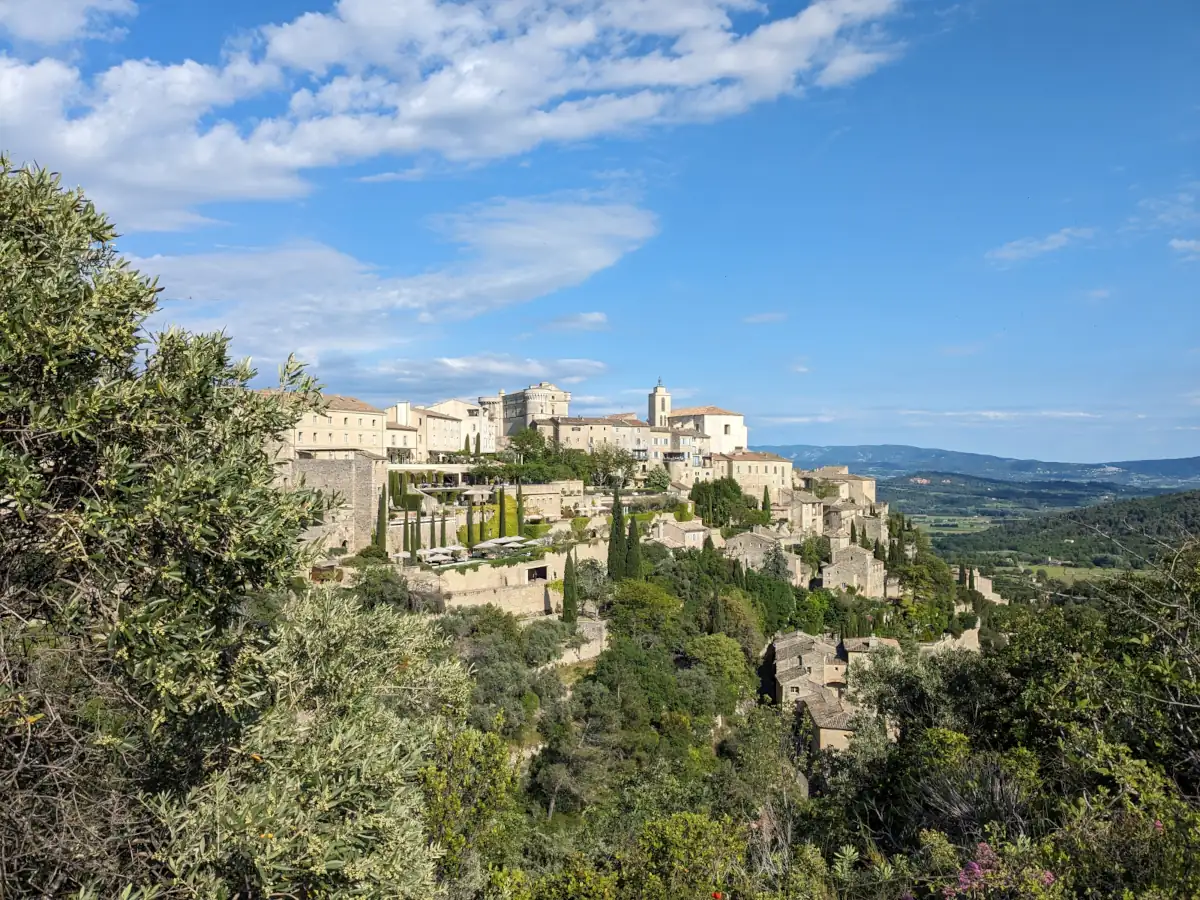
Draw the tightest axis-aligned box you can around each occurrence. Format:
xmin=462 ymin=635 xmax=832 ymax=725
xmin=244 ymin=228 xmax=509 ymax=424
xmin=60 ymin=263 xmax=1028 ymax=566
xmin=466 ymin=502 xmax=476 ymax=549
xmin=516 ymin=482 xmax=525 ymax=536
xmin=625 ymin=517 xmax=642 ymax=580
xmin=968 ymin=567 xmax=976 ymax=591
xmin=375 ymin=487 xmax=389 ymax=554
xmin=957 ymin=563 xmax=967 ymax=585
xmin=850 ymin=520 xmax=857 ymax=545
xmin=0 ymin=160 xmax=330 ymax=893
xmin=474 ymin=431 xmax=481 ymax=457
xmin=708 ymin=588 xmax=726 ymax=635
xmin=463 ymin=434 xmax=471 ymax=454
xmin=762 ymin=485 xmax=771 ymax=516
xmin=402 ymin=508 xmax=410 ymax=552
xmin=764 ymin=542 xmax=790 ymax=583
xmin=875 ymin=539 xmax=887 ymax=562
xmin=430 ymin=510 xmax=436 ymax=548
xmin=607 ymin=486 xmax=626 ymax=580
xmin=440 ymin=509 xmax=447 ymax=547
xmin=562 ymin=552 xmax=578 ymax=624
xmin=498 ymin=486 xmax=507 ymax=537
xmin=413 ymin=506 xmax=422 ymax=558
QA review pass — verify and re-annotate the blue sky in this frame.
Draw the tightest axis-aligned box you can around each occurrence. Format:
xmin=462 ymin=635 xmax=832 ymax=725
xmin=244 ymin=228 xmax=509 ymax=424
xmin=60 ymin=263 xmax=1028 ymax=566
xmin=2 ymin=0 xmax=1198 ymax=462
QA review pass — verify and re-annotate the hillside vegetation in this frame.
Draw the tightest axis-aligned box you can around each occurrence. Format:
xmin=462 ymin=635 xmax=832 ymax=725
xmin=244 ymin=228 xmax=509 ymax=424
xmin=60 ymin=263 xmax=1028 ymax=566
xmin=934 ymin=489 xmax=1200 ymax=568
xmin=879 ymin=471 xmax=1165 ymax=518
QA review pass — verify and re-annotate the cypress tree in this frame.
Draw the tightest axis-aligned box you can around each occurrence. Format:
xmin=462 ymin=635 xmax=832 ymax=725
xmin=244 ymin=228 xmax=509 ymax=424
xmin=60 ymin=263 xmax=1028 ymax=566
xmin=703 ymin=533 xmax=715 ymax=553
xmin=762 ymin=485 xmax=771 ymax=516
xmin=402 ymin=509 xmax=409 ymax=552
xmin=440 ymin=510 xmax=447 ymax=547
xmin=625 ymin=517 xmax=641 ymax=580
xmin=413 ymin=506 xmax=422 ymax=556
xmin=969 ymin=568 xmax=976 ymax=591
xmin=498 ymin=486 xmax=507 ymax=538
xmin=874 ymin=539 xmax=886 ymax=562
xmin=430 ymin=512 xmax=436 ymax=548
xmin=474 ymin=432 xmax=481 ymax=457
xmin=374 ymin=488 xmax=388 ymax=554
xmin=958 ymin=564 xmax=967 ymax=585
xmin=466 ymin=502 xmax=475 ymax=549
xmin=463 ymin=434 xmax=471 ymax=454
xmin=709 ymin=588 xmax=726 ymax=635
xmin=607 ymin=486 xmax=626 ymax=580
xmin=850 ymin=520 xmax=857 ymax=544
xmin=516 ymin=482 xmax=525 ymax=536
xmin=562 ymin=552 xmax=578 ymax=624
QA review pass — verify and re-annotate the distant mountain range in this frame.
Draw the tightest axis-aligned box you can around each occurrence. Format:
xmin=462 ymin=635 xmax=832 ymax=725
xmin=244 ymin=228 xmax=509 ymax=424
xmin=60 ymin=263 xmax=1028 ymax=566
xmin=755 ymin=444 xmax=1200 ymax=488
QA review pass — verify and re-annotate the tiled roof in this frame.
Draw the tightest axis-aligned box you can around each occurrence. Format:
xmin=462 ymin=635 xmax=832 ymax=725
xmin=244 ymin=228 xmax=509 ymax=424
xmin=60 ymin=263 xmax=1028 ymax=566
xmin=260 ymin=390 xmax=385 ymax=414
xmin=711 ymin=451 xmax=790 ymax=463
xmin=669 ymin=405 xmax=741 ymax=417
xmin=802 ymin=697 xmax=854 ymax=730
xmin=386 ymin=422 xmax=418 ymax=431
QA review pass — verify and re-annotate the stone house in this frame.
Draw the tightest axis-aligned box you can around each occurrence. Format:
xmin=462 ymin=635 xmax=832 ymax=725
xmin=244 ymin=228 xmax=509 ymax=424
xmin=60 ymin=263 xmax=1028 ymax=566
xmin=800 ymin=697 xmax=856 ymax=753
xmin=724 ymin=530 xmax=811 ymax=587
xmin=820 ymin=544 xmax=887 ymax=598
xmin=647 ymin=515 xmax=712 ymax=550
xmin=385 ymin=421 xmax=418 ymax=462
xmin=273 ymin=394 xmax=387 ymax=460
xmin=667 ymin=405 xmax=748 ymax=455
xmin=427 ymin=398 xmax=499 ymax=454
xmin=411 ymin=406 xmax=462 ymax=462
xmin=709 ymin=451 xmax=793 ymax=502
xmin=773 ymin=631 xmax=844 ymax=704
xmin=777 ymin=488 xmax=824 ymax=536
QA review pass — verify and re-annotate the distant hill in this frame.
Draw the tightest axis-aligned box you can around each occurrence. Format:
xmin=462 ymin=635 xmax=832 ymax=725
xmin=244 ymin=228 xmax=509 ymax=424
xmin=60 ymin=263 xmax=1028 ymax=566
xmin=756 ymin=444 xmax=1200 ymax=488
xmin=933 ymin=490 xmax=1200 ymax=568
xmin=878 ymin=471 xmax=1166 ymax=518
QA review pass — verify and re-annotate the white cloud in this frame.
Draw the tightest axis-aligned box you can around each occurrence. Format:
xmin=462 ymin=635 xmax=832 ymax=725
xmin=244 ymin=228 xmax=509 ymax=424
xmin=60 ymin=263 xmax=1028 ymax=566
xmin=140 ymin=195 xmax=655 ymax=360
xmin=791 ymin=362 xmax=810 ymax=373
xmin=545 ymin=311 xmax=609 ymax=331
xmin=1169 ymin=238 xmax=1200 ymax=261
xmin=1130 ymin=183 xmax=1199 ymax=230
xmin=1 ymin=0 xmax=903 ymax=228
xmin=0 ymin=0 xmax=134 ymax=43
xmin=985 ymin=227 xmax=1096 ymax=263
xmin=307 ymin=353 xmax=607 ymax=405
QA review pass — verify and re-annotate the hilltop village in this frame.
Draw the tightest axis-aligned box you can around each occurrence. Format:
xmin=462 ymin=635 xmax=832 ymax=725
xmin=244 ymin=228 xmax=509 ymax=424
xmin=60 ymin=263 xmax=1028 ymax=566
xmin=274 ymin=380 xmax=999 ymax=744
xmin=273 ymin=379 xmax=895 ymax=599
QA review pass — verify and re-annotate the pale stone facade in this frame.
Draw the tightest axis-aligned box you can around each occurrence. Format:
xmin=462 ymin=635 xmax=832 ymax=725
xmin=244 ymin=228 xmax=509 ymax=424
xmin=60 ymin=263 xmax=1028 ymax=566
xmin=487 ymin=382 xmax=571 ymax=438
xmin=277 ymin=394 xmax=387 ymax=459
xmin=709 ymin=451 xmax=793 ymax=502
xmin=647 ymin=515 xmax=712 ymax=551
xmin=723 ymin=530 xmax=811 ymax=587
xmin=412 ymin=406 xmax=462 ymax=461
xmin=820 ymin=544 xmax=886 ymax=598
xmin=427 ymin=398 xmax=499 ymax=454
xmin=667 ymin=405 xmax=748 ymax=455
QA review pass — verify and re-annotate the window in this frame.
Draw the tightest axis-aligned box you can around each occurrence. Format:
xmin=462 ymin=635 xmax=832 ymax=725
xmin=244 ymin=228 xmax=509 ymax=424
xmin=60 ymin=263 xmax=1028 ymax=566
xmin=660 ymin=399 xmax=666 ymax=411
xmin=343 ymin=417 xmax=348 ymax=425
xmin=724 ymin=424 xmax=731 ymax=435
xmin=298 ymin=431 xmax=304 ymax=441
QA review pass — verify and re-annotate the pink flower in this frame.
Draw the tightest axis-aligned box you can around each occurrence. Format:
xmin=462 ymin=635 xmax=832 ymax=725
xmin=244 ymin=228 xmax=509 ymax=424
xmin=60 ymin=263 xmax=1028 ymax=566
xmin=975 ymin=842 xmax=1000 ymax=871
xmin=1154 ymin=820 xmax=1164 ymax=833
xmin=1039 ymin=870 xmax=1056 ymax=887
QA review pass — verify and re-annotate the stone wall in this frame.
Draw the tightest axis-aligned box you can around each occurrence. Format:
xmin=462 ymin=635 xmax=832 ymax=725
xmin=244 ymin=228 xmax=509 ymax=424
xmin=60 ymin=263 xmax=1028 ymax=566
xmin=289 ymin=454 xmax=383 ymax=553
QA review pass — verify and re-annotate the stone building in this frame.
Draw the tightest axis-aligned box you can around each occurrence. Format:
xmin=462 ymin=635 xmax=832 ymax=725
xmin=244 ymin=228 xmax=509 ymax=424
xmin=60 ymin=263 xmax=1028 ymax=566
xmin=777 ymin=488 xmax=824 ymax=536
xmin=273 ymin=394 xmax=387 ymax=459
xmin=667 ymin=404 xmax=748 ymax=455
xmin=385 ymin=421 xmax=418 ymax=462
xmin=427 ymin=398 xmax=499 ymax=454
xmin=483 ymin=382 xmax=571 ymax=438
xmin=724 ymin=530 xmax=811 ymax=587
xmin=646 ymin=515 xmax=712 ymax=551
xmin=709 ymin=451 xmax=793 ymax=502
xmin=820 ymin=544 xmax=886 ymax=598
xmin=410 ymin=406 xmax=461 ymax=462
xmin=277 ymin=450 xmax=386 ymax=554
xmin=795 ymin=466 xmax=877 ymax=505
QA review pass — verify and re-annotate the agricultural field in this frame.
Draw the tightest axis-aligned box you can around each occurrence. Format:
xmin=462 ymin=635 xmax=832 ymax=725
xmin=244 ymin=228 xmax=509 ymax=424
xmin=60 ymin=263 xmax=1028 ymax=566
xmin=908 ymin=514 xmax=997 ymax=535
